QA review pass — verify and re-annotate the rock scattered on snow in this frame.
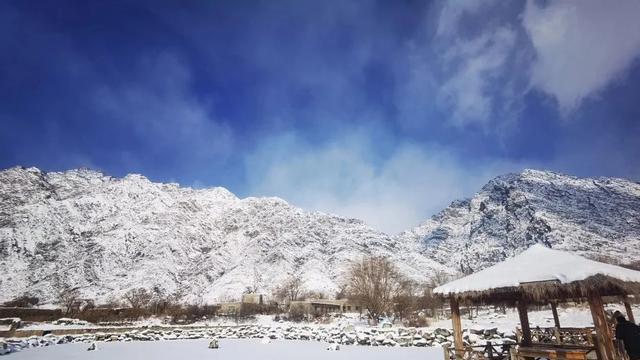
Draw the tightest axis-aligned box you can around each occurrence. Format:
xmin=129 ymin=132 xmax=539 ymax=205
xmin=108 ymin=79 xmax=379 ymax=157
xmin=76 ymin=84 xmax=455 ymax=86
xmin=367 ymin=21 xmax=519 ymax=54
xmin=0 ymin=340 xmax=10 ymax=355
xmin=326 ymin=343 xmax=340 ymax=351
xmin=0 ymin=323 xmax=519 ymax=355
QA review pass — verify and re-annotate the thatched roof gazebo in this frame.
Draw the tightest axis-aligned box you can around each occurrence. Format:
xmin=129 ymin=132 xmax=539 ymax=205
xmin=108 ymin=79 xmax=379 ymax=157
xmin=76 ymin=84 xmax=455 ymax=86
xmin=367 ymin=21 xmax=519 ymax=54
xmin=434 ymin=244 xmax=640 ymax=360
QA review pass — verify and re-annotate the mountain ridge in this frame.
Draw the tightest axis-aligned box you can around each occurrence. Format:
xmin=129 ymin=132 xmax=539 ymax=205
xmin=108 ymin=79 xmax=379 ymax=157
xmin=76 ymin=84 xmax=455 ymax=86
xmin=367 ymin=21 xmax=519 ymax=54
xmin=401 ymin=168 xmax=640 ymax=274
xmin=1 ymin=166 xmax=639 ymax=304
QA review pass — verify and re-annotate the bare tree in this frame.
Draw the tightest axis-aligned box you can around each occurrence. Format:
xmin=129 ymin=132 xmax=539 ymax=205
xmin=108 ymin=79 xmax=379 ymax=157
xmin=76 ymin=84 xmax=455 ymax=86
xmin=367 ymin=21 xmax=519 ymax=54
xmin=123 ymin=288 xmax=152 ymax=309
xmin=243 ymin=267 xmax=264 ymax=294
xmin=418 ymin=270 xmax=456 ymax=319
xmin=346 ymin=256 xmax=405 ymax=324
xmin=272 ymin=275 xmax=304 ymax=303
xmin=335 ymin=283 xmax=348 ymax=300
xmin=56 ymin=287 xmax=81 ymax=314
xmin=300 ymin=290 xmax=326 ymax=300
xmin=429 ymin=270 xmax=453 ymax=287
xmin=393 ymin=279 xmax=418 ymax=321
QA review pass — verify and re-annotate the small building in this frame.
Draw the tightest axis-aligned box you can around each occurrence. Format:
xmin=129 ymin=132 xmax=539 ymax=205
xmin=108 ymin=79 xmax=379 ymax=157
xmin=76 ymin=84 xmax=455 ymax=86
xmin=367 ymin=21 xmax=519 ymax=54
xmin=217 ymin=293 xmax=267 ymax=316
xmin=289 ymin=299 xmax=362 ymax=315
xmin=241 ymin=293 xmax=264 ymax=305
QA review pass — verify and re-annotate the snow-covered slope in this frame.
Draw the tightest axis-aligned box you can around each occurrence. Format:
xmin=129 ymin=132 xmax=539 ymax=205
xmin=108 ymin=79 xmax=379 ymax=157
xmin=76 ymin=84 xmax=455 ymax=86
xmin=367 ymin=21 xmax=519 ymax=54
xmin=1 ymin=167 xmax=639 ymax=305
xmin=400 ymin=169 xmax=640 ymax=275
xmin=0 ymin=166 xmax=446 ymax=304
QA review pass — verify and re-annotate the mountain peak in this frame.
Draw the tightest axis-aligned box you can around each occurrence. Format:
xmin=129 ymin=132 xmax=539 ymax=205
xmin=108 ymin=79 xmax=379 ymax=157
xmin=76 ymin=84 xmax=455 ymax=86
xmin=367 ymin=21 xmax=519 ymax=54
xmin=404 ymin=168 xmax=640 ymax=275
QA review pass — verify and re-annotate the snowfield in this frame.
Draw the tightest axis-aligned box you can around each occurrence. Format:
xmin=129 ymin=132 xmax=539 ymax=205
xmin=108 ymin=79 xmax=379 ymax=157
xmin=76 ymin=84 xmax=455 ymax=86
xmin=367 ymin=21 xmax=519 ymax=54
xmin=6 ymin=339 xmax=443 ymax=360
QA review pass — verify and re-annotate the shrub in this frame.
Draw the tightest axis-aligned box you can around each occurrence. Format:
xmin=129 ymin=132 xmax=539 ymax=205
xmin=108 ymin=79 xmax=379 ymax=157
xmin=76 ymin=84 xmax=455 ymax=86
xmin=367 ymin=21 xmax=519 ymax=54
xmin=288 ymin=303 xmax=306 ymax=322
xmin=2 ymin=295 xmax=40 ymax=308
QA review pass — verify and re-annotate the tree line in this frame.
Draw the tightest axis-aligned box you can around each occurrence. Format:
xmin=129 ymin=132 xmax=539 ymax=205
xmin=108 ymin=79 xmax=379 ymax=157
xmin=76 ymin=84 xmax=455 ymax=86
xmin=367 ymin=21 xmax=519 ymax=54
xmin=4 ymin=257 xmax=456 ymax=326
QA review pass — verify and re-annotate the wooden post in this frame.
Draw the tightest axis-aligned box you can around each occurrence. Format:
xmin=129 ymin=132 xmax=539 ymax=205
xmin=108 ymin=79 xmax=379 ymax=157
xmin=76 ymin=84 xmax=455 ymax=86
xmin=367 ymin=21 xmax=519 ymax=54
xmin=550 ymin=301 xmax=561 ymax=328
xmin=450 ymin=297 xmax=464 ymax=359
xmin=509 ymin=346 xmax=518 ymax=360
xmin=550 ymin=301 xmax=562 ymax=344
xmin=443 ymin=344 xmax=451 ymax=360
xmin=623 ymin=296 xmax=635 ymax=324
xmin=588 ymin=292 xmax=615 ymax=360
xmin=517 ymin=300 xmax=532 ymax=346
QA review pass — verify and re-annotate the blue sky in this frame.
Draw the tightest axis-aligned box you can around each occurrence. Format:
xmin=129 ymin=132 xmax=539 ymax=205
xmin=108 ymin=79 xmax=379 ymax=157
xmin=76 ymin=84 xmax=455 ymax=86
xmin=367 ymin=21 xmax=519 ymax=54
xmin=1 ymin=0 xmax=640 ymax=233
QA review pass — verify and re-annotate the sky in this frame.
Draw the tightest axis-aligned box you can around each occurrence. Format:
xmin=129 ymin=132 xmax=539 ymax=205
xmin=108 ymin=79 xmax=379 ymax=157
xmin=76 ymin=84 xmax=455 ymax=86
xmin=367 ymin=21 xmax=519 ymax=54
xmin=1 ymin=0 xmax=640 ymax=234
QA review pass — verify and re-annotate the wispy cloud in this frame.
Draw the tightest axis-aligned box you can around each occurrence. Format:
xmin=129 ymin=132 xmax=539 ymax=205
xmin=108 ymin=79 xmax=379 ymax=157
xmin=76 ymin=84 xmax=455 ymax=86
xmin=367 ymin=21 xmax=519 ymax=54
xmin=435 ymin=0 xmax=497 ymax=37
xmin=523 ymin=0 xmax=640 ymax=114
xmin=438 ymin=26 xmax=517 ymax=127
xmin=244 ymin=130 xmax=528 ymax=234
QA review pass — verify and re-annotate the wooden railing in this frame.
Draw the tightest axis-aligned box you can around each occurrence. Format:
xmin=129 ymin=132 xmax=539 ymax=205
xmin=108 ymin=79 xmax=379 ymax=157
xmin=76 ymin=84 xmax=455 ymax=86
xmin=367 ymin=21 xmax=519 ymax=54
xmin=443 ymin=342 xmax=513 ymax=360
xmin=516 ymin=326 xmax=595 ymax=346
xmin=512 ymin=345 xmax=593 ymax=360
xmin=444 ymin=339 xmax=629 ymax=360
xmin=446 ymin=327 xmax=631 ymax=360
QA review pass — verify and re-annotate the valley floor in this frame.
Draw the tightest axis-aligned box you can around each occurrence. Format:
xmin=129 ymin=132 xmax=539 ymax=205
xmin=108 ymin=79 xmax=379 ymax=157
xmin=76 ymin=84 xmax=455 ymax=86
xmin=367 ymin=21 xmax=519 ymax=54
xmin=3 ymin=303 xmax=637 ymax=357
xmin=6 ymin=339 xmax=443 ymax=360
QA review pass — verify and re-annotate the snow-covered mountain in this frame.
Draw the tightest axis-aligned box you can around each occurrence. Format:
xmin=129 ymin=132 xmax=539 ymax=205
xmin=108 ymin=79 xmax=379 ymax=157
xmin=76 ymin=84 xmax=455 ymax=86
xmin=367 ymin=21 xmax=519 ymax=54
xmin=1 ymin=167 xmax=639 ymax=305
xmin=0 ymin=166 xmax=446 ymax=304
xmin=400 ymin=169 xmax=640 ymax=274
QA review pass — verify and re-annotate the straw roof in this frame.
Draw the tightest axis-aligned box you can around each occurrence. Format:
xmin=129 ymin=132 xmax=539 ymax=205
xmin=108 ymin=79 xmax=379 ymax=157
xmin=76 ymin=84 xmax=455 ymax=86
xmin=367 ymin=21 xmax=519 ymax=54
xmin=433 ymin=244 xmax=640 ymax=303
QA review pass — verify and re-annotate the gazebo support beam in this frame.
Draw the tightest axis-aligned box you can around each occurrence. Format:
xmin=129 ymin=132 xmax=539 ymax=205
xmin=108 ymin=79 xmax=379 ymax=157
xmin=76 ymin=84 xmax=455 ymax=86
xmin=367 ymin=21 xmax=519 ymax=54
xmin=450 ymin=297 xmax=464 ymax=359
xmin=588 ymin=292 xmax=615 ymax=360
xmin=623 ymin=295 xmax=635 ymax=323
xmin=517 ymin=300 xmax=532 ymax=346
xmin=550 ymin=301 xmax=561 ymax=328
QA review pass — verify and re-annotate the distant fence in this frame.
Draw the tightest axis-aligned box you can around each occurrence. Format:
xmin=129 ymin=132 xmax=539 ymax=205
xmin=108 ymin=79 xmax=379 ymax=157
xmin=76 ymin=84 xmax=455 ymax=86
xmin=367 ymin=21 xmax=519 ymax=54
xmin=0 ymin=307 xmax=63 ymax=322
xmin=0 ymin=307 xmax=152 ymax=323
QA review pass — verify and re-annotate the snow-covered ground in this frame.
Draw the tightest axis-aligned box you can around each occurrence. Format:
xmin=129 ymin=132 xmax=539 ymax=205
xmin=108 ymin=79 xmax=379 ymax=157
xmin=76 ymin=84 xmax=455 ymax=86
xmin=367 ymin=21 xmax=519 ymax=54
xmin=3 ymin=304 xmax=638 ymax=357
xmin=6 ymin=339 xmax=443 ymax=360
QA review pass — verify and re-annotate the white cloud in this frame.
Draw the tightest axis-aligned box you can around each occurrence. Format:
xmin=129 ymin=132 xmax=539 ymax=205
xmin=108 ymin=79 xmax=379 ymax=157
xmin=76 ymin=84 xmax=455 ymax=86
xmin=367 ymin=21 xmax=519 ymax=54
xmin=244 ymin=131 xmax=527 ymax=234
xmin=438 ymin=27 xmax=517 ymax=126
xmin=436 ymin=0 xmax=497 ymax=36
xmin=523 ymin=0 xmax=640 ymax=113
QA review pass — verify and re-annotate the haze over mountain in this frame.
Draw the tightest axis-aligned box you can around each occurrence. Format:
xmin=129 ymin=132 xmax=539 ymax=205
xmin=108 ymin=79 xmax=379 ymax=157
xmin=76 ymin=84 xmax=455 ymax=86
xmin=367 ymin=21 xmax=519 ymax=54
xmin=1 ymin=166 xmax=639 ymax=304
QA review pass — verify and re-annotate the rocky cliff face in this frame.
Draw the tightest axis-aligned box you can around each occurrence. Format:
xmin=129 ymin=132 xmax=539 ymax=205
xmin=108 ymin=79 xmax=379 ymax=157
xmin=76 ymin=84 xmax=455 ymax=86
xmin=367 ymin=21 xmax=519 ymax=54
xmin=0 ymin=166 xmax=445 ymax=304
xmin=1 ymin=167 xmax=639 ymax=305
xmin=400 ymin=169 xmax=640 ymax=274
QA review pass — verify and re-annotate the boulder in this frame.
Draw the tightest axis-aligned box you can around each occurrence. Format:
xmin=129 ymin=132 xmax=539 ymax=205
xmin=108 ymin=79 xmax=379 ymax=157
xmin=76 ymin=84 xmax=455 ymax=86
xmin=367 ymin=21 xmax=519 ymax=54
xmin=0 ymin=341 xmax=10 ymax=355
xmin=208 ymin=339 xmax=219 ymax=349
xmin=413 ymin=338 xmax=429 ymax=347
xmin=327 ymin=344 xmax=340 ymax=351
xmin=382 ymin=338 xmax=397 ymax=346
